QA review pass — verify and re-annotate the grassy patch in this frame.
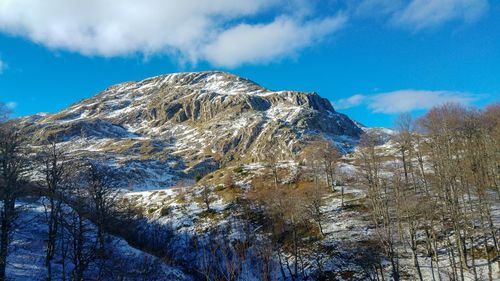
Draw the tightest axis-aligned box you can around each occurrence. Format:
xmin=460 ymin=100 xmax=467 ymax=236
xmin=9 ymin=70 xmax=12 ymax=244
xmin=147 ymin=207 xmax=157 ymax=215
xmin=342 ymin=202 xmax=369 ymax=212
xmin=216 ymin=187 xmax=241 ymax=203
xmin=175 ymin=194 xmax=187 ymax=204
xmin=233 ymin=166 xmax=244 ymax=173
xmin=159 ymin=206 xmax=170 ymax=217
xmin=214 ymin=185 xmax=225 ymax=192
xmin=193 ymin=196 xmax=205 ymax=206
xmin=303 ymin=224 xmax=322 ymax=239
xmin=197 ymin=209 xmax=231 ymax=224
xmin=198 ymin=209 xmax=218 ymax=219
xmin=471 ymin=245 xmax=497 ymax=260
xmin=294 ymin=179 xmax=315 ymax=189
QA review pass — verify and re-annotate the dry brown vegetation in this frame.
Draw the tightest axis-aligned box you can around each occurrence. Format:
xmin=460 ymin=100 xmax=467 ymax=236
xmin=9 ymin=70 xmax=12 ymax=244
xmin=1 ymin=101 xmax=498 ymax=280
xmin=358 ymin=103 xmax=500 ymax=281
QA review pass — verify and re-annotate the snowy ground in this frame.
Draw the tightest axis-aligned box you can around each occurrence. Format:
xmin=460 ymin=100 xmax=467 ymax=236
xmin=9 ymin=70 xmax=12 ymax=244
xmin=121 ymin=161 xmax=500 ymax=281
xmin=7 ymin=197 xmax=191 ymax=281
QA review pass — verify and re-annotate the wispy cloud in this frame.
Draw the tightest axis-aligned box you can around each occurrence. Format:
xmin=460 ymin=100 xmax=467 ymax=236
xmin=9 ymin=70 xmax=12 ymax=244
xmin=356 ymin=0 xmax=489 ymax=31
xmin=333 ymin=90 xmax=481 ymax=114
xmin=0 ymin=0 xmax=345 ymax=67
xmin=5 ymin=102 xmax=17 ymax=109
xmin=333 ymin=94 xmax=366 ymax=110
xmin=202 ymin=15 xmax=346 ymax=67
xmin=355 ymin=0 xmax=403 ymax=18
xmin=393 ymin=0 xmax=489 ymax=30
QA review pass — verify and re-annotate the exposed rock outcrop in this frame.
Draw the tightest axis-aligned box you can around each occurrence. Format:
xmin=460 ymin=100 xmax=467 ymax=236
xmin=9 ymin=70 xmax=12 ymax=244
xmin=19 ymin=71 xmax=362 ymax=188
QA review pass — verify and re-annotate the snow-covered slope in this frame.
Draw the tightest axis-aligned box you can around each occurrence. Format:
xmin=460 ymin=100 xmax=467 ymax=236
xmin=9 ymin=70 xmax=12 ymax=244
xmin=19 ymin=71 xmax=363 ymax=190
xmin=9 ymin=198 xmax=191 ymax=280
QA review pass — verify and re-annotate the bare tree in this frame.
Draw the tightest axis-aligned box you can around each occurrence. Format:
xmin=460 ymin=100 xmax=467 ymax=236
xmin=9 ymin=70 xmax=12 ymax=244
xmin=420 ymin=104 xmax=471 ymax=278
xmin=37 ymin=143 xmax=67 ymax=281
xmin=201 ymin=184 xmax=214 ymax=212
xmin=249 ymin=174 xmax=312 ymax=281
xmin=84 ymin=162 xmax=117 ymax=255
xmin=54 ymin=168 xmax=100 ymax=281
xmin=319 ymin=139 xmax=340 ymax=193
xmin=394 ymin=113 xmax=414 ymax=188
xmin=303 ymin=182 xmax=327 ymax=236
xmin=264 ymin=139 xmax=284 ymax=190
xmin=0 ymin=112 xmax=28 ymax=280
xmin=64 ymin=206 xmax=97 ymax=281
xmin=300 ymin=140 xmax=330 ymax=235
xmin=358 ymin=131 xmax=401 ymax=281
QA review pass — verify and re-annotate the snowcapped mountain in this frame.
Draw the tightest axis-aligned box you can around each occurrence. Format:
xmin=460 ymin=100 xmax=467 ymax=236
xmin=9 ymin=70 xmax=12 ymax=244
xmin=20 ymin=71 xmax=363 ymax=190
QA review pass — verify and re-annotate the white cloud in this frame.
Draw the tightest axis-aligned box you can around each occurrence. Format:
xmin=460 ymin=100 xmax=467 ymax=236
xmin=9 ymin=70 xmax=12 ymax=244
xmin=202 ymin=15 xmax=346 ymax=67
xmin=368 ymin=90 xmax=479 ymax=113
xmin=0 ymin=0 xmax=345 ymax=67
xmin=356 ymin=0 xmax=488 ymax=30
xmin=393 ymin=0 xmax=489 ymax=30
xmin=333 ymin=90 xmax=480 ymax=114
xmin=333 ymin=94 xmax=366 ymax=109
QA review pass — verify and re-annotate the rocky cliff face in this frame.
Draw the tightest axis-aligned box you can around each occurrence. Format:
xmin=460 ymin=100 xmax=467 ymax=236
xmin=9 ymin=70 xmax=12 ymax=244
xmin=20 ymin=71 xmax=362 ymax=189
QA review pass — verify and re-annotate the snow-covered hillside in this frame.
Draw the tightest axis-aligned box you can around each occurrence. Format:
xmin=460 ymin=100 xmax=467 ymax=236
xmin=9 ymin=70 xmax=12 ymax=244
xmin=8 ymin=197 xmax=191 ymax=281
xmin=19 ymin=71 xmax=363 ymax=190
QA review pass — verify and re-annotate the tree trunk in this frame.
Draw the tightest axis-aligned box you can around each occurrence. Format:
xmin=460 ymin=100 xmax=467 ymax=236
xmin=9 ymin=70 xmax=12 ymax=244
xmin=410 ymin=232 xmax=423 ymax=281
xmin=341 ymin=186 xmax=345 ymax=207
xmin=0 ymin=197 xmax=14 ymax=281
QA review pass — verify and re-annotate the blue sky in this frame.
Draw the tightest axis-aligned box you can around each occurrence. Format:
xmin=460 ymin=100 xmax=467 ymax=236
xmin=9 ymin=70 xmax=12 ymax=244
xmin=0 ymin=0 xmax=498 ymax=128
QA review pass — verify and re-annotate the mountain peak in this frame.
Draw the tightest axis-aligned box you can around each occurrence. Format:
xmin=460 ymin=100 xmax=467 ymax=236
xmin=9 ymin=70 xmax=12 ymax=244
xmin=20 ymin=71 xmax=362 ymax=188
xmin=107 ymin=71 xmax=268 ymax=98
xmin=165 ymin=71 xmax=267 ymax=95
